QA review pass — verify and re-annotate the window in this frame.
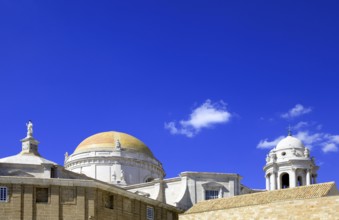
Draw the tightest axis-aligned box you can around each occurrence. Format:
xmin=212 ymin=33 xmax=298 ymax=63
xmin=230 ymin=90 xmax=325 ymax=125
xmin=297 ymin=176 xmax=303 ymax=186
xmin=281 ymin=173 xmax=290 ymax=189
xmin=205 ymin=190 xmax=219 ymax=200
xmin=51 ymin=167 xmax=56 ymax=178
xmin=146 ymin=206 xmax=154 ymax=220
xmin=104 ymin=194 xmax=114 ymax=209
xmin=0 ymin=187 xmax=8 ymax=202
xmin=36 ymin=188 xmax=49 ymax=203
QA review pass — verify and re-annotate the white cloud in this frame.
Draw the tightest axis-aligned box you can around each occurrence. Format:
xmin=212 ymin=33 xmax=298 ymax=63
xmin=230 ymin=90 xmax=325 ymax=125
xmin=292 ymin=121 xmax=308 ymax=130
xmin=330 ymin=135 xmax=339 ymax=143
xmin=322 ymin=143 xmax=338 ymax=153
xmin=257 ymin=136 xmax=284 ymax=149
xmin=281 ymin=104 xmax=312 ymax=119
xmin=257 ymin=129 xmax=339 ymax=154
xmin=294 ymin=131 xmax=322 ymax=149
xmin=165 ymin=100 xmax=231 ymax=137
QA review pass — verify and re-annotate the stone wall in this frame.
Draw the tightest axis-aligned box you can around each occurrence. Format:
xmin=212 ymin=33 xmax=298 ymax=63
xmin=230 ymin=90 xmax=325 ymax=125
xmin=0 ymin=177 xmax=180 ymax=220
xmin=180 ymin=195 xmax=339 ymax=220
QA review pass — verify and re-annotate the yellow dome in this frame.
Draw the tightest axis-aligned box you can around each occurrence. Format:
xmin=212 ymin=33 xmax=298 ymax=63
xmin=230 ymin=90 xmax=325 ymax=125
xmin=74 ymin=131 xmax=154 ymax=157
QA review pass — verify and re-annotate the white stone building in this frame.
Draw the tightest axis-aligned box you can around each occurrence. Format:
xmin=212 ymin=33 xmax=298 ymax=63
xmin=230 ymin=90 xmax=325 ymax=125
xmin=0 ymin=122 xmax=182 ymax=219
xmin=263 ymin=131 xmax=319 ymax=190
xmin=125 ymin=172 xmax=242 ymax=210
xmin=0 ymin=121 xmax=324 ymax=213
xmin=64 ymin=131 xmax=247 ymax=210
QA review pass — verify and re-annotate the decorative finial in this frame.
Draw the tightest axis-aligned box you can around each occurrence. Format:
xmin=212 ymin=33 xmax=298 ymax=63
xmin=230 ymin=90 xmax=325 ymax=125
xmin=288 ymin=125 xmax=292 ymax=136
xmin=26 ymin=120 xmax=33 ymax=137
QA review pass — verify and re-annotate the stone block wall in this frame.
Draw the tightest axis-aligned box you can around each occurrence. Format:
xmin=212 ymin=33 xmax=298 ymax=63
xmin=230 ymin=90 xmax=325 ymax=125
xmin=0 ymin=181 xmax=179 ymax=220
xmin=96 ymin=189 xmax=178 ymax=220
xmin=180 ymin=195 xmax=339 ymax=220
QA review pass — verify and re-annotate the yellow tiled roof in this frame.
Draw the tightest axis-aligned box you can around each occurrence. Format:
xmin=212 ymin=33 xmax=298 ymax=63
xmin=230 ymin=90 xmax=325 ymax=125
xmin=184 ymin=182 xmax=338 ymax=214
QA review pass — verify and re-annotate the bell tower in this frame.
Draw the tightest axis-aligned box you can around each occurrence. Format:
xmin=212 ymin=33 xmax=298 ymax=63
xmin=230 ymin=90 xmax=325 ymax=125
xmin=263 ymin=131 xmax=319 ymax=190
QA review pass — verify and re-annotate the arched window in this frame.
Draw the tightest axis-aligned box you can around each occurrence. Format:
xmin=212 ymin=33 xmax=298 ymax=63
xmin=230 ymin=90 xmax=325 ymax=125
xmin=281 ymin=173 xmax=290 ymax=189
xmin=297 ymin=176 xmax=303 ymax=186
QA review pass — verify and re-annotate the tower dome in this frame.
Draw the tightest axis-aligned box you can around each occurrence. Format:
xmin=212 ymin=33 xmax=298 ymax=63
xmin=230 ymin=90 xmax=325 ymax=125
xmin=65 ymin=131 xmax=165 ymax=186
xmin=276 ymin=135 xmax=304 ymax=150
xmin=263 ymin=133 xmax=319 ymax=191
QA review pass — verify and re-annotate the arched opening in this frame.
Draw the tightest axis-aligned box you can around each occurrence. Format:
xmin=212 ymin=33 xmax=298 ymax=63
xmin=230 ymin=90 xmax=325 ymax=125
xmin=297 ymin=176 xmax=303 ymax=186
xmin=311 ymin=174 xmax=317 ymax=184
xmin=281 ymin=173 xmax=290 ymax=189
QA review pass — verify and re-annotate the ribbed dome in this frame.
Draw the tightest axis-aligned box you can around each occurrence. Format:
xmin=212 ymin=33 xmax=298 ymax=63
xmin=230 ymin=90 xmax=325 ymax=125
xmin=73 ymin=131 xmax=154 ymax=158
xmin=276 ymin=135 xmax=304 ymax=150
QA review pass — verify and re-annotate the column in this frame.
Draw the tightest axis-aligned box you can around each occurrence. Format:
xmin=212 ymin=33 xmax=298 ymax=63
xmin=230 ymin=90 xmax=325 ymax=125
xmin=306 ymin=169 xmax=311 ymax=185
xmin=266 ymin=175 xmax=270 ymax=190
xmin=290 ymin=169 xmax=297 ymax=188
xmin=273 ymin=172 xmax=278 ymax=190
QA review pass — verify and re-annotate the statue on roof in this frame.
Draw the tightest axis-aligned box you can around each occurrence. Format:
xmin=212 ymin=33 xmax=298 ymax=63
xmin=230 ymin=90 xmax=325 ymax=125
xmin=115 ymin=139 xmax=121 ymax=150
xmin=26 ymin=120 xmax=33 ymax=137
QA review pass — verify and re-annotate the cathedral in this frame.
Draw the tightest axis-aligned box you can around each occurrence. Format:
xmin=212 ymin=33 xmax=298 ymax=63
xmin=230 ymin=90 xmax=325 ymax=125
xmin=63 ymin=131 xmax=248 ymax=210
xmin=0 ymin=121 xmax=337 ymax=219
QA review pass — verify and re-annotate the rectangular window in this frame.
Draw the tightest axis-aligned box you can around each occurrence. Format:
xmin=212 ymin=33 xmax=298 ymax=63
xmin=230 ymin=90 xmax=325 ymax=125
xmin=205 ymin=190 xmax=219 ymax=200
xmin=0 ymin=187 xmax=8 ymax=202
xmin=146 ymin=206 xmax=154 ymax=220
xmin=36 ymin=188 xmax=49 ymax=203
xmin=104 ymin=194 xmax=114 ymax=209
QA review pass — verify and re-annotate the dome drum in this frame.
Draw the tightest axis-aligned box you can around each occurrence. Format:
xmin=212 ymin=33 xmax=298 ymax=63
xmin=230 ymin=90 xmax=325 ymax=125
xmin=65 ymin=131 xmax=165 ymax=186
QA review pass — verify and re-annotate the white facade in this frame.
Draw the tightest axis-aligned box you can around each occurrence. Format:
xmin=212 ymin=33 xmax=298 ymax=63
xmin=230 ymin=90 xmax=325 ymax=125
xmin=263 ymin=133 xmax=319 ymax=190
xmin=125 ymin=172 xmax=242 ymax=210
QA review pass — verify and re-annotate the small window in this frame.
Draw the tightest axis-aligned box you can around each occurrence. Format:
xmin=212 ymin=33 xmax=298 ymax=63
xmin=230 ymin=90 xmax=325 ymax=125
xmin=51 ymin=167 xmax=56 ymax=178
xmin=36 ymin=188 xmax=49 ymax=203
xmin=146 ymin=206 xmax=154 ymax=220
xmin=104 ymin=194 xmax=114 ymax=209
xmin=0 ymin=187 xmax=8 ymax=202
xmin=281 ymin=152 xmax=286 ymax=156
xmin=205 ymin=190 xmax=219 ymax=200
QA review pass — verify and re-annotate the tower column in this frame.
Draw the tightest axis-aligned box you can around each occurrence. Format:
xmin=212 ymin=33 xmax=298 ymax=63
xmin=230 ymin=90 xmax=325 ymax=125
xmin=306 ymin=169 xmax=311 ymax=185
xmin=273 ymin=172 xmax=278 ymax=190
xmin=290 ymin=168 xmax=297 ymax=188
xmin=266 ymin=174 xmax=270 ymax=190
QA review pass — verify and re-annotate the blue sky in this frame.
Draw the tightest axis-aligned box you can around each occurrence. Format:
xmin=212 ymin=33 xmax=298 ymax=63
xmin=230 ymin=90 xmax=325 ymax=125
xmin=0 ymin=1 xmax=338 ymax=189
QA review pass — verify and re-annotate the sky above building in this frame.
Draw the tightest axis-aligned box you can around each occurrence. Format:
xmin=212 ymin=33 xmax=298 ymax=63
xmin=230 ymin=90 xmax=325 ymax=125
xmin=0 ymin=1 xmax=338 ymax=189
